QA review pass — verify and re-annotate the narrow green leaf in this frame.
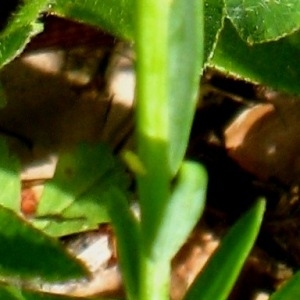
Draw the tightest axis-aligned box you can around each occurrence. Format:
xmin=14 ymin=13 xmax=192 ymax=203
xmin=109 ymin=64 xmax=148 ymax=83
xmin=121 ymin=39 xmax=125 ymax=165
xmin=225 ymin=0 xmax=300 ymax=44
xmin=210 ymin=20 xmax=300 ymax=95
xmin=0 ymin=205 xmax=87 ymax=281
xmin=151 ymin=161 xmax=207 ymax=260
xmin=0 ymin=0 xmax=51 ymax=68
xmin=105 ymin=187 xmax=140 ymax=300
xmin=34 ymin=143 xmax=128 ymax=237
xmin=0 ymin=138 xmax=20 ymax=211
xmin=168 ymin=0 xmax=204 ymax=175
xmin=52 ymin=0 xmax=134 ymax=40
xmin=185 ymin=198 xmax=265 ymax=300
xmin=270 ymin=271 xmax=300 ymax=300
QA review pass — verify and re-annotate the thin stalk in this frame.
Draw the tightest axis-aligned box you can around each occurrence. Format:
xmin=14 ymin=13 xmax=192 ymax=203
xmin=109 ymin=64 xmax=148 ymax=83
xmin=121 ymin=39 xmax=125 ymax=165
xmin=135 ymin=0 xmax=171 ymax=299
xmin=135 ymin=2 xmax=170 ymax=247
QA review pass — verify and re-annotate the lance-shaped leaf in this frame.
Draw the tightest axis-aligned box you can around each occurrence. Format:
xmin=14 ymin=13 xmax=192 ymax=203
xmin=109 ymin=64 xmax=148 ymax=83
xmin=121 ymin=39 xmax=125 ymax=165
xmin=150 ymin=161 xmax=207 ymax=261
xmin=185 ymin=198 xmax=265 ymax=300
xmin=168 ymin=0 xmax=204 ymax=176
xmin=0 ymin=205 xmax=87 ymax=281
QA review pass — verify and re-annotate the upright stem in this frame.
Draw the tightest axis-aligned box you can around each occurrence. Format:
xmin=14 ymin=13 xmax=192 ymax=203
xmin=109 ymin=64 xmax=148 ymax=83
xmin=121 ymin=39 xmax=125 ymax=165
xmin=135 ymin=0 xmax=171 ymax=299
xmin=135 ymin=1 xmax=170 ymax=247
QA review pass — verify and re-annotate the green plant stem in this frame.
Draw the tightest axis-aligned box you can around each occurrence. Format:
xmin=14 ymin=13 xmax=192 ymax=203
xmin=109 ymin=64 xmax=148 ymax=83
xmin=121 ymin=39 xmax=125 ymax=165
xmin=140 ymin=255 xmax=170 ymax=300
xmin=135 ymin=1 xmax=170 ymax=248
xmin=135 ymin=0 xmax=171 ymax=299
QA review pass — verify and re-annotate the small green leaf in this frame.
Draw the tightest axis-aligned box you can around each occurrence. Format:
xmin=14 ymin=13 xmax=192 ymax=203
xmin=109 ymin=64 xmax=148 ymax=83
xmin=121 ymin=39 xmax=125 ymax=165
xmin=0 ymin=0 xmax=51 ymax=68
xmin=34 ymin=143 xmax=129 ymax=237
xmin=225 ymin=0 xmax=300 ymax=44
xmin=210 ymin=20 xmax=300 ymax=95
xmin=168 ymin=0 xmax=204 ymax=175
xmin=0 ymin=205 xmax=87 ymax=281
xmin=51 ymin=0 xmax=134 ymax=40
xmin=0 ymin=138 xmax=20 ymax=211
xmin=185 ymin=198 xmax=265 ymax=300
xmin=270 ymin=271 xmax=300 ymax=300
xmin=151 ymin=161 xmax=207 ymax=260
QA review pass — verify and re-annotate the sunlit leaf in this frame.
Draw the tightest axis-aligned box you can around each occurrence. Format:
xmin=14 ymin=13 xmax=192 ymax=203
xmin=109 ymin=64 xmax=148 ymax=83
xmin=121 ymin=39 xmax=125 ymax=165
xmin=225 ymin=0 xmax=300 ymax=44
xmin=34 ymin=143 xmax=129 ymax=237
xmin=0 ymin=205 xmax=87 ymax=281
xmin=185 ymin=198 xmax=265 ymax=300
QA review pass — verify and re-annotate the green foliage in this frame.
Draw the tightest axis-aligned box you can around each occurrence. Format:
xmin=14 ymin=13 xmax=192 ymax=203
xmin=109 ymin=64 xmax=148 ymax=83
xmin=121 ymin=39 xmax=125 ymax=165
xmin=185 ymin=199 xmax=266 ymax=300
xmin=0 ymin=0 xmax=299 ymax=299
xmin=0 ymin=0 xmax=51 ymax=68
xmin=270 ymin=271 xmax=300 ymax=300
xmin=33 ymin=143 xmax=128 ymax=237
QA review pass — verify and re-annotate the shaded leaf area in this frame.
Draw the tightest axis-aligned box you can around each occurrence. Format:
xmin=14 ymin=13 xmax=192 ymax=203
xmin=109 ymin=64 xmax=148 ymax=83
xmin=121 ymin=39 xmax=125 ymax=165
xmin=225 ymin=0 xmax=300 ymax=44
xmin=210 ymin=19 xmax=300 ymax=95
xmin=0 ymin=206 xmax=87 ymax=282
xmin=185 ymin=199 xmax=265 ymax=300
xmin=0 ymin=0 xmax=51 ymax=68
xmin=0 ymin=282 xmax=115 ymax=300
xmin=0 ymin=138 xmax=20 ymax=211
xmin=51 ymin=0 xmax=134 ymax=40
xmin=34 ymin=143 xmax=129 ymax=237
xmin=270 ymin=271 xmax=300 ymax=300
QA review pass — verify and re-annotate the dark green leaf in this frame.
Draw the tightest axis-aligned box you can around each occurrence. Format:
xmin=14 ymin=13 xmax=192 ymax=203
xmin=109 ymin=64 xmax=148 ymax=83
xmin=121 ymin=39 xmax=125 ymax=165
xmin=0 ymin=205 xmax=87 ymax=281
xmin=210 ymin=20 xmax=300 ymax=95
xmin=225 ymin=0 xmax=300 ymax=43
xmin=52 ymin=0 xmax=134 ymax=40
xmin=185 ymin=198 xmax=265 ymax=300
